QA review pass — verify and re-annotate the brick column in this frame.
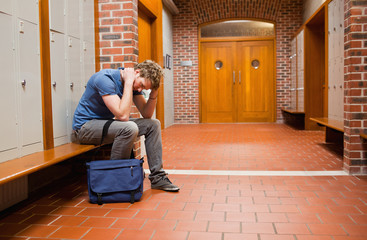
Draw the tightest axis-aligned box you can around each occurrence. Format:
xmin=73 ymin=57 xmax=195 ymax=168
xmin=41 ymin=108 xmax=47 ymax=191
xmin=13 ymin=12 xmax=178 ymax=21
xmin=98 ymin=0 xmax=138 ymax=69
xmin=97 ymin=0 xmax=141 ymax=157
xmin=344 ymin=0 xmax=367 ymax=174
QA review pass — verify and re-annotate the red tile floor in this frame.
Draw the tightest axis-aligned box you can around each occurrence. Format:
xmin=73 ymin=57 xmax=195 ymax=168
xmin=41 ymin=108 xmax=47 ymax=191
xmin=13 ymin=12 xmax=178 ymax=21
xmin=1 ymin=123 xmax=367 ymax=240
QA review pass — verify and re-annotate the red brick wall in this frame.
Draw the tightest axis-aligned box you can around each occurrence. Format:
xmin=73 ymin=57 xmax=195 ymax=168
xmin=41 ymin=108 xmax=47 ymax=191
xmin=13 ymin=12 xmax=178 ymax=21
xmin=172 ymin=0 xmax=303 ymax=123
xmin=98 ymin=0 xmax=138 ymax=70
xmin=344 ymin=0 xmax=367 ymax=174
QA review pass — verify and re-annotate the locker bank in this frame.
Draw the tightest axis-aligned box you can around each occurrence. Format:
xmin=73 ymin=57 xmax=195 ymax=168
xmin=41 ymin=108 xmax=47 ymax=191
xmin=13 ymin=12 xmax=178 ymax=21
xmin=0 ymin=0 xmax=366 ymax=239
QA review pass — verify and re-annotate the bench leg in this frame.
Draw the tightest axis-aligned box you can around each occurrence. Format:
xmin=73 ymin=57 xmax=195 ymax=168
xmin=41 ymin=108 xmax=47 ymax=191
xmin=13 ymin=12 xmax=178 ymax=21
xmin=325 ymin=127 xmax=343 ymax=146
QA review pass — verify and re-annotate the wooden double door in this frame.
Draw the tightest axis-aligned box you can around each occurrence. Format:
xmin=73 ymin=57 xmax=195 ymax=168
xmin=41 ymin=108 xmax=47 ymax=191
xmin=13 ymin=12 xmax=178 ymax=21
xmin=200 ymin=40 xmax=275 ymax=123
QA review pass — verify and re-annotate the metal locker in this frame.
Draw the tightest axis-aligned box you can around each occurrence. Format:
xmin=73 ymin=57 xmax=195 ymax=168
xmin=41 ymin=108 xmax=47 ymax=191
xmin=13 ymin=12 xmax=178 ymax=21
xmin=50 ymin=31 xmax=68 ymax=146
xmin=83 ymin=40 xmax=95 ymax=87
xmin=16 ymin=0 xmax=39 ymax=24
xmin=0 ymin=0 xmax=12 ymax=15
xmin=290 ymin=38 xmax=297 ymax=109
xmin=297 ymin=88 xmax=304 ymax=112
xmin=338 ymin=0 xmax=344 ymax=60
xmin=297 ymin=70 xmax=304 ymax=111
xmin=0 ymin=13 xmax=18 ymax=162
xmin=337 ymin=56 xmax=344 ymax=121
xmin=49 ymin=0 xmax=65 ymax=33
xmin=17 ymin=19 xmax=43 ymax=155
xmin=82 ymin=0 xmax=95 ymax=43
xmin=297 ymin=30 xmax=304 ymax=73
xmin=66 ymin=0 xmax=80 ymax=39
xmin=67 ymin=37 xmax=82 ymax=136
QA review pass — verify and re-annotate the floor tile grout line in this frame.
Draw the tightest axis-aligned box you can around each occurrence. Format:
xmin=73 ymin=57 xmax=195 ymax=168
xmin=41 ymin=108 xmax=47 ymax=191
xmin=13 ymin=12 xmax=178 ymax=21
xmin=146 ymin=169 xmax=349 ymax=176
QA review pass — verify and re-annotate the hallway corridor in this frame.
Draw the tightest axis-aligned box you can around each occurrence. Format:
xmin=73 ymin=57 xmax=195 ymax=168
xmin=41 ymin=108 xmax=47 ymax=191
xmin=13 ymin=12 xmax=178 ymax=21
xmin=0 ymin=124 xmax=366 ymax=240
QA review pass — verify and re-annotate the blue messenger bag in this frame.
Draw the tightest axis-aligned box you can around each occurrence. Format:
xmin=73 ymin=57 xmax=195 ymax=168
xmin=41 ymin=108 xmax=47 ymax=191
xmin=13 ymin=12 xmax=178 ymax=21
xmin=86 ymin=120 xmax=144 ymax=205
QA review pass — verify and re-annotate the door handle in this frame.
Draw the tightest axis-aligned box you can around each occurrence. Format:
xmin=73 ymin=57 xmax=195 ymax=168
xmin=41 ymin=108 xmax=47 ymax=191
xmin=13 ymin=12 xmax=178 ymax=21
xmin=239 ymin=71 xmax=241 ymax=84
xmin=233 ymin=71 xmax=235 ymax=84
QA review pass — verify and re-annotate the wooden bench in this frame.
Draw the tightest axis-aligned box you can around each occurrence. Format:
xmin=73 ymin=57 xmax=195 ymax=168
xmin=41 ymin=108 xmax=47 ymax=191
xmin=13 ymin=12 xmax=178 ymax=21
xmin=310 ymin=117 xmax=344 ymax=145
xmin=361 ymin=134 xmax=367 ymax=140
xmin=281 ymin=108 xmax=305 ymax=130
xmin=0 ymin=143 xmax=98 ymax=185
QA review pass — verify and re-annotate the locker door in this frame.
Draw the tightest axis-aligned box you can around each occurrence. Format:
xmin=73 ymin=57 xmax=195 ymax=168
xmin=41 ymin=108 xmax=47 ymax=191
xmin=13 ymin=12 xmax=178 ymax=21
xmin=290 ymin=38 xmax=297 ymax=109
xmin=0 ymin=13 xmax=18 ymax=162
xmin=83 ymin=41 xmax=95 ymax=87
xmin=337 ymin=0 xmax=344 ymax=121
xmin=16 ymin=0 xmax=39 ymax=24
xmin=18 ymin=20 xmax=43 ymax=154
xmin=0 ymin=0 xmax=12 ymax=15
xmin=66 ymin=0 xmax=80 ymax=38
xmin=50 ymin=31 xmax=68 ymax=146
xmin=67 ymin=37 xmax=82 ymax=135
xmin=82 ymin=0 xmax=95 ymax=43
xmin=337 ymin=56 xmax=344 ymax=120
xmin=328 ymin=0 xmax=335 ymax=119
xmin=49 ymin=0 xmax=65 ymax=33
xmin=296 ymin=30 xmax=304 ymax=111
xmin=337 ymin=0 xmax=344 ymax=60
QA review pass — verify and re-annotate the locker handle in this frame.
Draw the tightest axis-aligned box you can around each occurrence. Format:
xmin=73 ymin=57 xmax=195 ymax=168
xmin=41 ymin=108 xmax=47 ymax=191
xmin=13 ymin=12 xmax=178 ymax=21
xmin=70 ymin=82 xmax=74 ymax=89
xmin=52 ymin=82 xmax=57 ymax=87
xmin=239 ymin=71 xmax=241 ymax=84
xmin=233 ymin=71 xmax=235 ymax=84
xmin=21 ymin=80 xmax=26 ymax=87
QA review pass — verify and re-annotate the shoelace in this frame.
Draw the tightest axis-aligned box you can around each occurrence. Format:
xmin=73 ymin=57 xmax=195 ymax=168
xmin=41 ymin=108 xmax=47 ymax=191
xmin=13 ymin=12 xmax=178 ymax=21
xmin=163 ymin=177 xmax=172 ymax=184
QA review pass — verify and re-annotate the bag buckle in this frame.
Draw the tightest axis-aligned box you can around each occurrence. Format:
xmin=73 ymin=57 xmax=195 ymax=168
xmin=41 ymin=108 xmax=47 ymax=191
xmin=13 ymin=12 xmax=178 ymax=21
xmin=97 ymin=193 xmax=103 ymax=205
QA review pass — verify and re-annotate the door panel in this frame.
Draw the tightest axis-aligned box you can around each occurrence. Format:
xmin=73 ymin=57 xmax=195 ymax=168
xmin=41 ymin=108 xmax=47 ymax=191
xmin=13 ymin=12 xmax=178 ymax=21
xmin=138 ymin=9 xmax=152 ymax=61
xmin=18 ymin=20 xmax=43 ymax=149
xmin=237 ymin=41 xmax=274 ymax=122
xmin=200 ymin=40 xmax=275 ymax=123
xmin=68 ymin=37 xmax=82 ymax=135
xmin=82 ymin=0 xmax=95 ymax=42
xmin=66 ymin=0 xmax=80 ymax=38
xmin=0 ymin=13 xmax=18 ymax=153
xmin=16 ymin=0 xmax=39 ymax=24
xmin=50 ymin=31 xmax=68 ymax=146
xmin=201 ymin=42 xmax=235 ymax=123
xmin=49 ymin=0 xmax=65 ymax=33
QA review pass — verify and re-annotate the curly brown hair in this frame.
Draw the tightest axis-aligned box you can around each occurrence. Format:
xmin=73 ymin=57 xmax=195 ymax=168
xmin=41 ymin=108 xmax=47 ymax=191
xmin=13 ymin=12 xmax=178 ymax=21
xmin=135 ymin=60 xmax=163 ymax=90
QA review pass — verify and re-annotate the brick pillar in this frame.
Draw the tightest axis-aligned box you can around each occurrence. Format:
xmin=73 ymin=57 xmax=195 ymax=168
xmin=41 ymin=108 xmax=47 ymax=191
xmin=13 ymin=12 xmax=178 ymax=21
xmin=98 ymin=0 xmax=138 ymax=69
xmin=97 ymin=0 xmax=141 ymax=157
xmin=344 ymin=0 xmax=367 ymax=174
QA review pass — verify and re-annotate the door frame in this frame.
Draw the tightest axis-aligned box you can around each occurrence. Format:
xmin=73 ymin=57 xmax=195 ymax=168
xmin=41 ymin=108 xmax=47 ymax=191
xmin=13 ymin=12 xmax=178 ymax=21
xmin=198 ymin=19 xmax=277 ymax=123
xmin=138 ymin=0 xmax=165 ymax=128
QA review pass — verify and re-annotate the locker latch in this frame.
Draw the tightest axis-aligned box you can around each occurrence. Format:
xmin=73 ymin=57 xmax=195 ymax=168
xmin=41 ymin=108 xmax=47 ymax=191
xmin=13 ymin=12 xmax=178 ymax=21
xmin=19 ymin=21 xmax=24 ymax=34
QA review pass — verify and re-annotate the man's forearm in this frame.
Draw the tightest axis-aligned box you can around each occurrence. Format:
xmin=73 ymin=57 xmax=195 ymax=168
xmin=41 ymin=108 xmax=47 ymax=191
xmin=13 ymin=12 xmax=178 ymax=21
xmin=141 ymin=97 xmax=157 ymax=118
xmin=116 ymin=84 xmax=134 ymax=121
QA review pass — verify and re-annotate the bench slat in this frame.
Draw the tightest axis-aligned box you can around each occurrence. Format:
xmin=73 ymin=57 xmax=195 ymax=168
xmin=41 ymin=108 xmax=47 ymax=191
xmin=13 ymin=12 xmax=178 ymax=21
xmin=281 ymin=108 xmax=305 ymax=115
xmin=309 ymin=117 xmax=344 ymax=132
xmin=0 ymin=143 xmax=97 ymax=185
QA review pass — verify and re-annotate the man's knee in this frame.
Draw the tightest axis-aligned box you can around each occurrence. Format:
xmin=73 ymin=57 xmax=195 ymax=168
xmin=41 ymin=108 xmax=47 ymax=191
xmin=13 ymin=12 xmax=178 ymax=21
xmin=116 ymin=121 xmax=139 ymax=138
xmin=150 ymin=118 xmax=161 ymax=130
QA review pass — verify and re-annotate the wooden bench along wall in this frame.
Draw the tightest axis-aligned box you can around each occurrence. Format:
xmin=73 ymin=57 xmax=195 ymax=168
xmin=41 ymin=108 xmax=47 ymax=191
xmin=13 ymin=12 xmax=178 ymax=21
xmin=281 ymin=108 xmax=305 ymax=130
xmin=0 ymin=143 xmax=98 ymax=186
xmin=310 ymin=117 xmax=344 ymax=145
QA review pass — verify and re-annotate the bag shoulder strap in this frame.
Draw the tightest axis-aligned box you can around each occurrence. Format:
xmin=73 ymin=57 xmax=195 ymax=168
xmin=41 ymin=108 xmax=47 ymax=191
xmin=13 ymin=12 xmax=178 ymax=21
xmin=100 ymin=119 xmax=114 ymax=146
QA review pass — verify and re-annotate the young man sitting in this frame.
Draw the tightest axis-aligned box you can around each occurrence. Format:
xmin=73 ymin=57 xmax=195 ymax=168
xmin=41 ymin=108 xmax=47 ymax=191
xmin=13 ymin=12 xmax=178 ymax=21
xmin=72 ymin=60 xmax=179 ymax=192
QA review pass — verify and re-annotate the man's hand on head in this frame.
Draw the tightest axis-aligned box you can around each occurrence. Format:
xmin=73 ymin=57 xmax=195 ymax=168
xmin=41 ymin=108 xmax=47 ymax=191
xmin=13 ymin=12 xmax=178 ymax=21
xmin=123 ymin=68 xmax=136 ymax=87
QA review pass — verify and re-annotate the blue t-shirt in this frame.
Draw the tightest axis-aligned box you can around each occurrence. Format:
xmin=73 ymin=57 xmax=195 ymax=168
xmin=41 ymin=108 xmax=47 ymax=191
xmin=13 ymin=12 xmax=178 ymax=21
xmin=72 ymin=68 xmax=142 ymax=130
